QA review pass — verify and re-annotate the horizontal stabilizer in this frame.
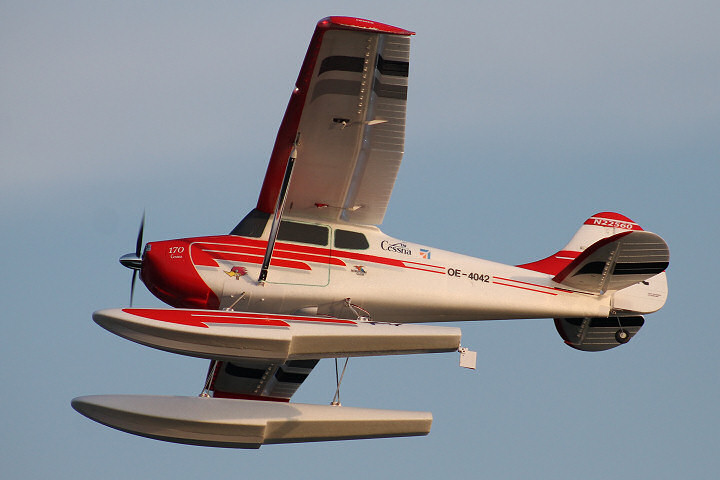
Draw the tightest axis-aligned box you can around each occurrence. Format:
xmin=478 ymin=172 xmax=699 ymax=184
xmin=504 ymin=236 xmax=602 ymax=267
xmin=552 ymin=231 xmax=668 ymax=293
xmin=611 ymin=271 xmax=668 ymax=314
xmin=72 ymin=395 xmax=432 ymax=448
xmin=555 ymin=316 xmax=644 ymax=351
xmin=93 ymin=308 xmax=461 ymax=361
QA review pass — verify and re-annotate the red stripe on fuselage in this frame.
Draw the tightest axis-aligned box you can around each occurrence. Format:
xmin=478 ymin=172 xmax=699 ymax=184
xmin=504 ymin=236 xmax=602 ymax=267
xmin=206 ymin=251 xmax=313 ymax=271
xmin=491 ymin=276 xmax=596 ymax=296
xmin=196 ymin=242 xmax=347 ymax=267
xmin=493 ymin=276 xmax=564 ymax=293
xmin=400 ymin=260 xmax=446 ymax=274
xmin=491 ymin=281 xmax=559 ymax=296
xmin=187 ymin=235 xmax=447 ymax=274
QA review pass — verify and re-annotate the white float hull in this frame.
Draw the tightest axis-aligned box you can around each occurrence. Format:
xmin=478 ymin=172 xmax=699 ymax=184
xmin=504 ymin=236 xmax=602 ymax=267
xmin=72 ymin=395 xmax=432 ymax=448
xmin=93 ymin=308 xmax=462 ymax=361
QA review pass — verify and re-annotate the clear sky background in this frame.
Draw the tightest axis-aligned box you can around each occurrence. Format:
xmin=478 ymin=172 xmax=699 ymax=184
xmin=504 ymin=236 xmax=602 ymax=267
xmin=2 ymin=1 xmax=718 ymax=478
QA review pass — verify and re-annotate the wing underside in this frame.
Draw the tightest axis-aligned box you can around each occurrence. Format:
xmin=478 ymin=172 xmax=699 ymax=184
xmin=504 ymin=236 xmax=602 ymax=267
xmin=256 ymin=17 xmax=413 ymax=226
xmin=209 ymin=359 xmax=319 ymax=401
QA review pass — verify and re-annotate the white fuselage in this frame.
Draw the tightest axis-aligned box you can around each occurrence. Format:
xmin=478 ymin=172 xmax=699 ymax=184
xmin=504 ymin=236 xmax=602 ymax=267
xmin=191 ymin=220 xmax=612 ymax=323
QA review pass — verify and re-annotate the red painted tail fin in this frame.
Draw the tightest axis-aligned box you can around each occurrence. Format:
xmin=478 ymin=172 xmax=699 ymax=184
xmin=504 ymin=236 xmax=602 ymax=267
xmin=519 ymin=212 xmax=669 ymax=294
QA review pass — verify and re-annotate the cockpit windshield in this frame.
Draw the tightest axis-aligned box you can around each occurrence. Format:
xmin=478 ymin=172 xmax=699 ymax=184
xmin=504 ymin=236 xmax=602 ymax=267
xmin=231 ymin=209 xmax=330 ymax=246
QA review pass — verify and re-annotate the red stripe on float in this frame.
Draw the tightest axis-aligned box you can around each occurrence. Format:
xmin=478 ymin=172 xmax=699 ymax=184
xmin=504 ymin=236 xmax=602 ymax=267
xmin=123 ymin=309 xmax=291 ymax=328
xmin=122 ymin=308 xmax=357 ymax=328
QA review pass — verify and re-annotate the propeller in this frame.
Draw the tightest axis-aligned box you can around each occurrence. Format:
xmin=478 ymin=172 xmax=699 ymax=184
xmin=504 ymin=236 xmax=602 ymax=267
xmin=119 ymin=212 xmax=145 ymax=306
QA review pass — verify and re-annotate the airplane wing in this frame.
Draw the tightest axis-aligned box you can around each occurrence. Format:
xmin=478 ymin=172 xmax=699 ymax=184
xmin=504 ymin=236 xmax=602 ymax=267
xmin=256 ymin=17 xmax=414 ymax=226
xmin=209 ymin=359 xmax=319 ymax=401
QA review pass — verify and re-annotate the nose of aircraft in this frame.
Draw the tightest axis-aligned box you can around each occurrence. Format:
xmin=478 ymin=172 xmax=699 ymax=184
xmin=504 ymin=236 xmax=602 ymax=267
xmin=139 ymin=240 xmax=219 ymax=309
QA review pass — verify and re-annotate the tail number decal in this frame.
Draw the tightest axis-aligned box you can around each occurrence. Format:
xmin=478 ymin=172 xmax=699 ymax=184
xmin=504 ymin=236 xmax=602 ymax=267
xmin=468 ymin=272 xmax=490 ymax=282
xmin=448 ymin=268 xmax=490 ymax=282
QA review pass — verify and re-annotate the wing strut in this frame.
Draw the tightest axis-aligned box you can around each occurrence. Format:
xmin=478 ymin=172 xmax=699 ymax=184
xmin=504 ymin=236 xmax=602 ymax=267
xmin=258 ymin=137 xmax=299 ymax=283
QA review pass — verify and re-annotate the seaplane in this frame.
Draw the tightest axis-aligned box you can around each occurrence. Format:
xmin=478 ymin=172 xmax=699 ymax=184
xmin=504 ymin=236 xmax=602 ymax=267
xmin=72 ymin=16 xmax=670 ymax=448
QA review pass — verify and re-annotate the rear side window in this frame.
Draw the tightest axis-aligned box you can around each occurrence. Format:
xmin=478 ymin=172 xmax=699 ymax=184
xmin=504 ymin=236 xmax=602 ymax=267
xmin=278 ymin=221 xmax=329 ymax=246
xmin=334 ymin=229 xmax=369 ymax=250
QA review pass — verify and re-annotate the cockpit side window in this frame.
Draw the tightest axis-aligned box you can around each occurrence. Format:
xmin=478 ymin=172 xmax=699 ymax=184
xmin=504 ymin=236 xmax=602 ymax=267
xmin=230 ymin=209 xmax=270 ymax=237
xmin=277 ymin=221 xmax=329 ymax=246
xmin=334 ymin=229 xmax=370 ymax=250
xmin=231 ymin=211 xmax=329 ymax=246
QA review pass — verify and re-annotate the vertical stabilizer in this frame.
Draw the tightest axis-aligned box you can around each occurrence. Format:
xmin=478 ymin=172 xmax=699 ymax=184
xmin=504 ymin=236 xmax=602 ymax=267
xmin=519 ymin=212 xmax=669 ymax=294
xmin=519 ymin=212 xmax=644 ymax=276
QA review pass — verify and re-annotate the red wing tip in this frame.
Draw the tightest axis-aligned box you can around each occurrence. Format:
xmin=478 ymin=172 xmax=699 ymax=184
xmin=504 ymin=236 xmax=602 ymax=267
xmin=318 ymin=16 xmax=415 ymax=35
xmin=584 ymin=212 xmax=643 ymax=231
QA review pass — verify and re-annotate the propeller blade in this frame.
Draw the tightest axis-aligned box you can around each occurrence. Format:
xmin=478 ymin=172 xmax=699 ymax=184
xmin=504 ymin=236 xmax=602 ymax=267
xmin=123 ymin=211 xmax=145 ymax=307
xmin=135 ymin=211 xmax=145 ymax=258
xmin=130 ymin=270 xmax=138 ymax=307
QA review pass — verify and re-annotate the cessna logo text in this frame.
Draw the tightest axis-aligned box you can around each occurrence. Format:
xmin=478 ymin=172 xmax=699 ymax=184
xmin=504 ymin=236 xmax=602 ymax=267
xmin=381 ymin=241 xmax=412 ymax=255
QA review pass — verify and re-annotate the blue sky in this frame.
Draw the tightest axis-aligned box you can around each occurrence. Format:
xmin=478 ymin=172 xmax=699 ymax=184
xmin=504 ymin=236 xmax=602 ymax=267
xmin=2 ymin=1 xmax=719 ymax=478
